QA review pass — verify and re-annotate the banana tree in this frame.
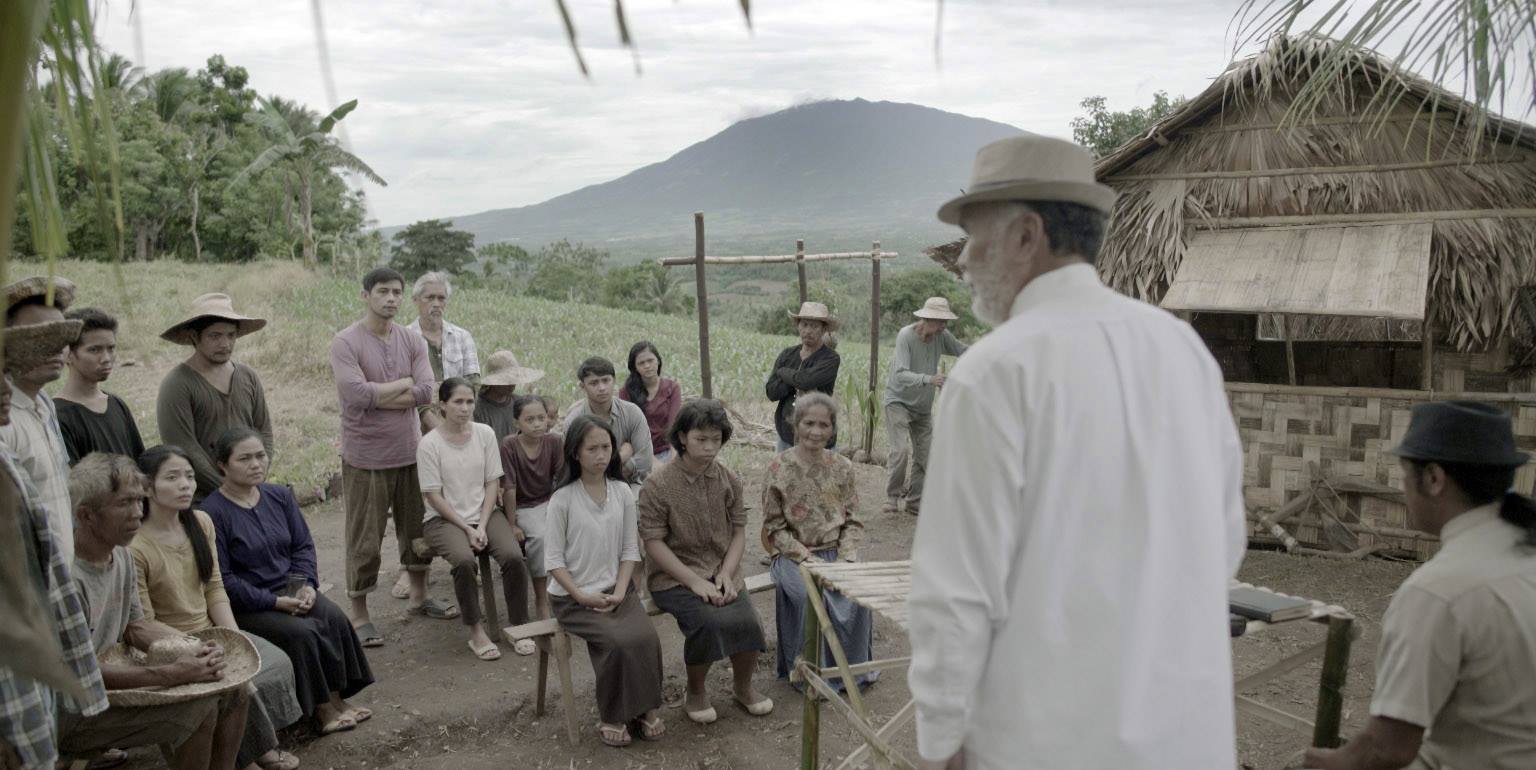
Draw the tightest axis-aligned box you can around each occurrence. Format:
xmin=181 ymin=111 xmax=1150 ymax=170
xmin=229 ymin=96 xmax=385 ymax=269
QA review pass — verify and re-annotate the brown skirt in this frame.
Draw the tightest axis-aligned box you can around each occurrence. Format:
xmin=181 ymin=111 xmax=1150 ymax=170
xmin=552 ymin=591 xmax=663 ymax=724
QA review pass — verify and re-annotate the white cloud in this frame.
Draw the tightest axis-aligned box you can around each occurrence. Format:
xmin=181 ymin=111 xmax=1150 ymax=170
xmin=100 ymin=0 xmax=1251 ymax=226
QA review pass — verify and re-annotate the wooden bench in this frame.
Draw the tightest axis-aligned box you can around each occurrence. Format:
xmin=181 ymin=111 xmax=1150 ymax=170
xmin=504 ymin=571 xmax=777 ymax=744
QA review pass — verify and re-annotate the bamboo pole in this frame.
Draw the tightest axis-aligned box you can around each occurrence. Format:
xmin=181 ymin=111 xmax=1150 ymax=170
xmin=1421 ymin=304 xmax=1434 ymax=391
xmin=1195 ymin=208 xmax=1536 ymax=230
xmin=866 ymin=242 xmax=882 ymax=453
xmin=693 ymin=212 xmax=713 ymax=399
xmin=799 ymin=601 xmax=822 ymax=770
xmin=1279 ymin=314 xmax=1297 ymax=386
xmin=1312 ymin=615 xmax=1354 ymax=748
xmin=1106 ymin=156 xmax=1527 ymax=182
xmin=796 ymin=239 xmax=808 ymax=304
xmin=658 ymin=251 xmax=899 ymax=267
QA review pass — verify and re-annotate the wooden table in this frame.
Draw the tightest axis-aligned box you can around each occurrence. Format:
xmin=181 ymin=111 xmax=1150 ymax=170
xmin=794 ymin=564 xmax=1358 ymax=769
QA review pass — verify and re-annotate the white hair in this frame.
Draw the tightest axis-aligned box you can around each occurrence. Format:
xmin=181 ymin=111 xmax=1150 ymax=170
xmin=412 ymin=271 xmax=452 ymax=300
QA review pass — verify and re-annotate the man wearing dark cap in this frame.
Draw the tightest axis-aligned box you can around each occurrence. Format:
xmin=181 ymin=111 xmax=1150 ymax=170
xmin=0 ymin=276 xmax=81 ymax=558
xmin=1305 ymin=401 xmax=1536 ymax=770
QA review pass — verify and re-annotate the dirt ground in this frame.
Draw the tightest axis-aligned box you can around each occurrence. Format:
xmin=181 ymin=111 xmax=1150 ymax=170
xmin=119 ymin=444 xmax=1415 ymax=770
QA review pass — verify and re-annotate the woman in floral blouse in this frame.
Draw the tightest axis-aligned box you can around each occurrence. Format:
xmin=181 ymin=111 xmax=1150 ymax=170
xmin=761 ymin=392 xmax=876 ymax=691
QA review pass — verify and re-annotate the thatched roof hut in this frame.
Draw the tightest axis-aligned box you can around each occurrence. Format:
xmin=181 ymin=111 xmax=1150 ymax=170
xmin=1094 ymin=35 xmax=1536 ymax=390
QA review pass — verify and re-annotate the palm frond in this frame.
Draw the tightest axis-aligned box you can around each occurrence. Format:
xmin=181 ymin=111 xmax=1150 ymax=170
xmin=227 ymin=144 xmax=294 ymax=190
xmin=317 ymin=98 xmax=357 ymax=135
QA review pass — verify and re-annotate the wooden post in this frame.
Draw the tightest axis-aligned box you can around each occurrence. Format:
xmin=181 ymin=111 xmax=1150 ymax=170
xmin=799 ymin=599 xmax=822 ymax=770
xmin=1312 ymin=615 xmax=1354 ymax=749
xmin=866 ymin=242 xmax=882 ymax=453
xmin=693 ymin=212 xmax=713 ymax=399
xmin=1421 ymin=306 xmax=1434 ymax=391
xmin=795 ymin=239 xmax=808 ymax=304
xmin=1279 ymin=314 xmax=1297 ymax=386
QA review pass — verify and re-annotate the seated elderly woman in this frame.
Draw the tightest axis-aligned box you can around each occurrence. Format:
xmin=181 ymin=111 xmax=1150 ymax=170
xmin=201 ymin=427 xmax=375 ymax=736
xmin=762 ymin=392 xmax=877 ymax=691
xmin=639 ymin=399 xmax=772 ymax=725
xmin=132 ymin=444 xmax=304 ymax=770
xmin=546 ymin=415 xmax=665 ymax=748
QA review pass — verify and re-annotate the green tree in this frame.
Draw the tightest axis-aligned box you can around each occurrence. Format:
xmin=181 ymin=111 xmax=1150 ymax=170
xmin=528 ymin=259 xmax=602 ymax=304
xmin=229 ymin=96 xmax=385 ymax=268
xmin=535 ymin=238 xmax=608 ymax=271
xmin=477 ymin=241 xmax=535 ymax=281
xmin=601 ymin=261 xmax=694 ymax=316
xmin=877 ymin=267 xmax=985 ymax=339
xmin=1070 ymin=91 xmax=1186 ymax=158
xmin=389 ymin=218 xmax=476 ymax=276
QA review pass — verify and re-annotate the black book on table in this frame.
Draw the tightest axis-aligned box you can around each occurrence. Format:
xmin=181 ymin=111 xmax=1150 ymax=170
xmin=1229 ymin=586 xmax=1312 ymax=623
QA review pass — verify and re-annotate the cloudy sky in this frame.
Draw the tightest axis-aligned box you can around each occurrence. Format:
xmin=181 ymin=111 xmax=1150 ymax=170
xmin=100 ymin=0 xmax=1257 ymax=227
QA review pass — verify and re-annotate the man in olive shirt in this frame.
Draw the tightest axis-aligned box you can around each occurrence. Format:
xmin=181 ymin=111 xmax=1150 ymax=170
xmin=1305 ymin=401 xmax=1536 ymax=770
xmin=883 ymin=297 xmax=968 ymax=516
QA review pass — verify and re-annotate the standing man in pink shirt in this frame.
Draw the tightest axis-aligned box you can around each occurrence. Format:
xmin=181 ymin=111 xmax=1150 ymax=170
xmin=330 ymin=267 xmax=459 ymax=646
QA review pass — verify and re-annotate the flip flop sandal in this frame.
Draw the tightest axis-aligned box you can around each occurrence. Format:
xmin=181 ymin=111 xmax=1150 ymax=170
xmin=256 ymin=750 xmax=300 ymax=770
xmin=735 ymin=695 xmax=775 ymax=716
xmin=389 ymin=577 xmax=410 ymax=600
xmin=636 ymin=715 xmax=666 ymax=741
xmin=87 ymin=749 xmax=128 ymax=769
xmin=409 ymin=598 xmax=460 ymax=619
xmin=512 ymin=639 xmax=537 ymax=656
xmin=353 ymin=622 xmax=384 ymax=647
xmin=319 ymin=714 xmax=356 ymax=735
xmin=684 ymin=704 xmax=718 ymax=724
xmin=597 ymin=722 xmax=632 ymax=747
xmin=468 ymin=639 xmax=502 ymax=661
xmin=347 ymin=707 xmax=373 ymax=723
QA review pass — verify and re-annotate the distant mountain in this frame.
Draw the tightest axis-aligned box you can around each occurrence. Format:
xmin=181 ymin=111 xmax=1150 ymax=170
xmin=385 ymin=99 xmax=1023 ymax=262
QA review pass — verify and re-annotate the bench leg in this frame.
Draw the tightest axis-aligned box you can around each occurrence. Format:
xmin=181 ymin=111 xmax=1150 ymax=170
xmin=800 ymin=598 xmax=822 ymax=770
xmin=535 ymin=641 xmax=549 ymax=717
xmin=477 ymin=551 xmax=500 ymax=632
xmin=554 ymin=630 xmax=580 ymax=746
xmin=1312 ymin=615 xmax=1354 ymax=749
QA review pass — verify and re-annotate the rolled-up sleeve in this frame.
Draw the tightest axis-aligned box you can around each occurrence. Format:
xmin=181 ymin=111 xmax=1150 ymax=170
xmin=329 ymin=335 xmax=378 ymax=410
xmin=408 ymin=333 xmax=435 ymax=406
xmin=907 ymin=372 xmax=1023 ymax=761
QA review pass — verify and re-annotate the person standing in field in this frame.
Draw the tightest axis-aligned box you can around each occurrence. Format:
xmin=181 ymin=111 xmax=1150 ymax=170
xmin=882 ymin=297 xmax=967 ymax=516
xmin=54 ymin=308 xmax=146 ymax=466
xmin=329 ymin=267 xmax=457 ymax=647
xmin=0 ymin=276 xmax=82 ymax=558
xmin=1305 ymin=402 xmax=1536 ymax=770
xmin=907 ymin=134 xmax=1246 ymax=770
xmin=155 ymin=293 xmax=274 ymax=503
xmin=764 ymin=302 xmax=840 ymax=452
xmin=407 ymin=271 xmax=480 ymax=433
xmin=620 ymin=341 xmax=681 ymax=466
xmin=474 ymin=350 xmax=544 ymax=444
xmin=563 ymin=357 xmax=654 ymax=484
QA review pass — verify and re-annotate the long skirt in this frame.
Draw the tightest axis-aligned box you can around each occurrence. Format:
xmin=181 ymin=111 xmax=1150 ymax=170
xmin=237 ymin=632 xmax=305 ymax=767
xmin=236 ymin=593 xmax=374 ymax=718
xmin=770 ymin=550 xmax=878 ymax=690
xmin=551 ymin=590 xmax=663 ymax=724
xmin=651 ymin=585 xmax=767 ymax=665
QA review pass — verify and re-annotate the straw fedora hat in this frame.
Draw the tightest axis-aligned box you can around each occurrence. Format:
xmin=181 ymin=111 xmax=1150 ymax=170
xmin=788 ymin=301 xmax=840 ymax=331
xmin=99 ymin=627 xmax=260 ymax=707
xmin=3 ymin=276 xmax=76 ymax=313
xmin=913 ymin=296 xmax=959 ymax=321
xmin=936 ymin=133 xmax=1117 ymax=225
xmin=160 ymin=293 xmax=268 ymax=345
xmin=480 ymin=350 xmax=545 ymax=387
xmin=3 ymin=319 xmax=84 ymax=375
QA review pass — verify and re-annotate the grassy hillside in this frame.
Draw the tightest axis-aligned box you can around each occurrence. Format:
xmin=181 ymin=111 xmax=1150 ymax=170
xmin=25 ymin=260 xmax=883 ymax=496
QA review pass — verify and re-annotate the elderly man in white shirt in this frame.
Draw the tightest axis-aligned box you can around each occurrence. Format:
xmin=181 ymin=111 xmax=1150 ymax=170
xmin=907 ymin=134 xmax=1248 ymax=770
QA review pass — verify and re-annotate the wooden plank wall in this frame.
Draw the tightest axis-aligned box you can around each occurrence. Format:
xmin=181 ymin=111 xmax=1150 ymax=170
xmin=1227 ymin=383 xmax=1536 ymax=558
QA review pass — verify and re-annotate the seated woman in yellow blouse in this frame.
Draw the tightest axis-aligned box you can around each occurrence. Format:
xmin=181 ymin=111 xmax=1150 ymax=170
xmin=131 ymin=445 xmax=303 ymax=770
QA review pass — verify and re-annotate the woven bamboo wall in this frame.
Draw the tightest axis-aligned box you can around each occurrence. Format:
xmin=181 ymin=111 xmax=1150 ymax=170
xmin=1228 ymin=383 xmax=1536 ymax=558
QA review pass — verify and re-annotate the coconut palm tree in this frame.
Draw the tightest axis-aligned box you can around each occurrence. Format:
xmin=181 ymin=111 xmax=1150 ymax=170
xmin=228 ymin=96 xmax=386 ymax=269
xmin=136 ymin=67 xmax=197 ymax=123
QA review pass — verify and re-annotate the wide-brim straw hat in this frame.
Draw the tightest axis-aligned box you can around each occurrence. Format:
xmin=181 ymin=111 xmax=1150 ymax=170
xmin=3 ymin=319 xmax=84 ymax=375
xmin=913 ymin=296 xmax=959 ymax=321
xmin=3 ymin=276 xmax=76 ymax=313
xmin=100 ymin=627 xmax=260 ymax=706
xmin=1389 ymin=400 xmax=1530 ymax=469
xmin=160 ymin=293 xmax=267 ymax=345
xmin=481 ymin=350 xmax=544 ymax=387
xmin=788 ymin=301 xmax=840 ymax=331
xmin=936 ymin=133 xmax=1118 ymax=225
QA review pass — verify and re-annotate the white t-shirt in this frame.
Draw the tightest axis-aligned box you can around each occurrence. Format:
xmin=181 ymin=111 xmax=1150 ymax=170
xmin=544 ymin=479 xmax=641 ymax=596
xmin=416 ymin=422 xmax=502 ymax=527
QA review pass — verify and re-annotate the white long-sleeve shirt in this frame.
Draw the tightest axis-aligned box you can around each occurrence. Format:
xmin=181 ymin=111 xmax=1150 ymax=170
xmin=908 ymin=263 xmax=1247 ymax=769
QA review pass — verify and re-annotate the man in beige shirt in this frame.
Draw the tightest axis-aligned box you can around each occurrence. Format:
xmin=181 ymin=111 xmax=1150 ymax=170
xmin=1306 ymin=400 xmax=1536 ymax=770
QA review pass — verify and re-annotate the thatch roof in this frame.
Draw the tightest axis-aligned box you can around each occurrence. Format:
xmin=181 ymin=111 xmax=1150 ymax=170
xmin=1094 ymin=35 xmax=1536 ymax=355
